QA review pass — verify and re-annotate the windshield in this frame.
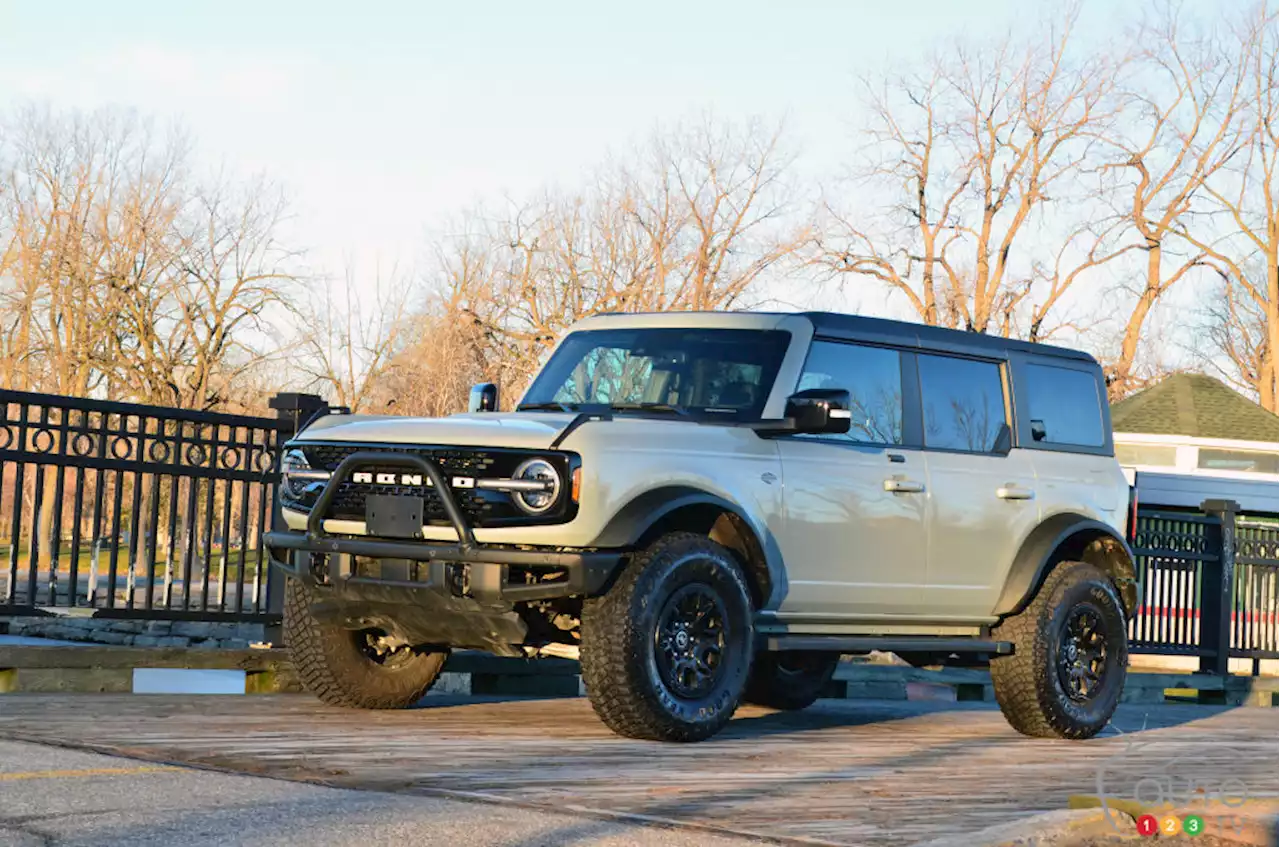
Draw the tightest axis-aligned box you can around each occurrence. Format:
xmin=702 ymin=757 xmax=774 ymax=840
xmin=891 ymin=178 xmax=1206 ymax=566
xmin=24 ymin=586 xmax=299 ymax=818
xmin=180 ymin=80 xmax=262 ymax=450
xmin=521 ymin=328 xmax=791 ymax=420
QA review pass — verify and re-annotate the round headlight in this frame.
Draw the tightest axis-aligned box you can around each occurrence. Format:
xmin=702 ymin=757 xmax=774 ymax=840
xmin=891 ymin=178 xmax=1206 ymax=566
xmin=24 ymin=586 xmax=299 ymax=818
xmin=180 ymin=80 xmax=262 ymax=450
xmin=281 ymin=448 xmax=329 ymax=498
xmin=512 ymin=458 xmax=561 ymax=514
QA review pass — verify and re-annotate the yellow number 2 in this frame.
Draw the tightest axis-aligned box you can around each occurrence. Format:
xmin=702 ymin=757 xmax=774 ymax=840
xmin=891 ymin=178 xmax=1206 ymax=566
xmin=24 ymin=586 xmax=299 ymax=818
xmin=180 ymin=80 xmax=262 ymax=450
xmin=1161 ymin=816 xmax=1182 ymax=835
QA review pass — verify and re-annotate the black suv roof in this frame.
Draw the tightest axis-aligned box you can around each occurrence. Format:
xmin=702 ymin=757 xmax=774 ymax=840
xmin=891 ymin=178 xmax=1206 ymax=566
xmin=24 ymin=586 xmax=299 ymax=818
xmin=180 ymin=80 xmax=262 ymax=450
xmin=796 ymin=311 xmax=1096 ymax=364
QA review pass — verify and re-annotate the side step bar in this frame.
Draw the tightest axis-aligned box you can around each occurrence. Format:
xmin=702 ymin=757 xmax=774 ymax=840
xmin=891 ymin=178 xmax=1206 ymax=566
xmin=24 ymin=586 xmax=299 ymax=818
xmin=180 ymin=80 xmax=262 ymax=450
xmin=765 ymin=635 xmax=1013 ymax=655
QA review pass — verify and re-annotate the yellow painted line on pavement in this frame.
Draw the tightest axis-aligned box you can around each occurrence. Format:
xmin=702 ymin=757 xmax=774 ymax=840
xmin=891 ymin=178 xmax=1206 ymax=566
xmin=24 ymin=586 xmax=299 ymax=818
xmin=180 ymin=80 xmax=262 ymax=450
xmin=0 ymin=765 xmax=181 ymax=782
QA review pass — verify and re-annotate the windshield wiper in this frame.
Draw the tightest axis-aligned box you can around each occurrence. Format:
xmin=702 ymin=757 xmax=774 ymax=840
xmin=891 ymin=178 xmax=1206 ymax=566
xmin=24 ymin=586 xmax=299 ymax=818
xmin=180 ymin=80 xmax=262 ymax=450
xmin=515 ymin=401 xmax=577 ymax=412
xmin=608 ymin=403 xmax=692 ymax=418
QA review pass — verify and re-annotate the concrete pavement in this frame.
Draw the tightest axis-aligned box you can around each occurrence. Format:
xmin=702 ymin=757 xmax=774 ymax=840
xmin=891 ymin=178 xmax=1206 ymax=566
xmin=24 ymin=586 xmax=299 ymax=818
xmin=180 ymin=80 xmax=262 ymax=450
xmin=0 ymin=740 xmax=766 ymax=847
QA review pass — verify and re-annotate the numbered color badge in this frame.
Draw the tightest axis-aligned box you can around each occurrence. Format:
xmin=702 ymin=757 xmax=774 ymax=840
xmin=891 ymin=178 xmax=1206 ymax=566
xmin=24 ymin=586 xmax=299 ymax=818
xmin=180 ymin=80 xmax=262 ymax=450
xmin=1136 ymin=814 xmax=1159 ymax=837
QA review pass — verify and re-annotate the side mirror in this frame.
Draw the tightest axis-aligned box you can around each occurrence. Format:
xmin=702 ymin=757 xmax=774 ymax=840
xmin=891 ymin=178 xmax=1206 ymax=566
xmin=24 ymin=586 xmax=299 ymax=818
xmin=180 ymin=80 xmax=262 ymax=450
xmin=469 ymin=382 xmax=498 ymax=413
xmin=784 ymin=388 xmax=852 ymax=435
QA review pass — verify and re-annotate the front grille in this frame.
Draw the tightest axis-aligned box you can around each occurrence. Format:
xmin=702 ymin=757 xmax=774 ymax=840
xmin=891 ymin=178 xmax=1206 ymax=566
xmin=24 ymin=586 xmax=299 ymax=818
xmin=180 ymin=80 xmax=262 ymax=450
xmin=284 ymin=442 xmax=574 ymax=527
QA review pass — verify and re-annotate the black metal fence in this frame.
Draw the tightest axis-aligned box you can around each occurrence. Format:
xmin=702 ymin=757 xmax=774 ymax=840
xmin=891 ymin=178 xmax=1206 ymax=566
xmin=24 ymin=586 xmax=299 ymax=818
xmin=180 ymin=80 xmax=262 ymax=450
xmin=0 ymin=389 xmax=324 ymax=622
xmin=1129 ymin=500 xmax=1279 ymax=674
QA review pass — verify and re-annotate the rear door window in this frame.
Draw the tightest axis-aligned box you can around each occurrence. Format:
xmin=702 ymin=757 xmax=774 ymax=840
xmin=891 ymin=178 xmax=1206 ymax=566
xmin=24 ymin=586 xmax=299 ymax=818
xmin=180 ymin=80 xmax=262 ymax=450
xmin=1023 ymin=364 xmax=1105 ymax=447
xmin=917 ymin=354 xmax=1007 ymax=453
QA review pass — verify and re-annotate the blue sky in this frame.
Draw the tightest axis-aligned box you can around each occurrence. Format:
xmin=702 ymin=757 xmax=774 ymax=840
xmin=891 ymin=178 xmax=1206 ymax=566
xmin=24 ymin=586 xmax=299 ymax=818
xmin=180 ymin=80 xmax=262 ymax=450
xmin=0 ymin=0 xmax=1125 ymax=309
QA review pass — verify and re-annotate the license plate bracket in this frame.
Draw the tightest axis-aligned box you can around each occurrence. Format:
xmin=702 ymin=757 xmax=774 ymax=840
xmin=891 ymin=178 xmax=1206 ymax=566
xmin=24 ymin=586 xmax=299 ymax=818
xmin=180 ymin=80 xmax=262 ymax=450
xmin=365 ymin=494 xmax=424 ymax=538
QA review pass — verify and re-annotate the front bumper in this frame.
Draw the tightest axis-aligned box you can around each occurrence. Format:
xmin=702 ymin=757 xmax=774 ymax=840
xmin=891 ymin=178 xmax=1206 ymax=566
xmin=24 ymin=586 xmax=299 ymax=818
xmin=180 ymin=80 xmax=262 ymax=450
xmin=266 ymin=448 xmax=623 ymax=604
xmin=264 ymin=529 xmax=622 ymax=602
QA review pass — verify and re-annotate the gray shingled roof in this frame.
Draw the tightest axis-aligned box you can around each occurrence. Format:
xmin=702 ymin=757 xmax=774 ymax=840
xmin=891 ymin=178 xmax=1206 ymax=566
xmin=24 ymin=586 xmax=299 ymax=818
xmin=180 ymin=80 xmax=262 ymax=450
xmin=1110 ymin=373 xmax=1279 ymax=442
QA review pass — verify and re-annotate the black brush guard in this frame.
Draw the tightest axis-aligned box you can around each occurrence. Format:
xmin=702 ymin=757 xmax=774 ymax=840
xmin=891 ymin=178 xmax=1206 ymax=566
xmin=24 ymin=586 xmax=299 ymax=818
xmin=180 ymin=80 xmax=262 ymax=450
xmin=265 ymin=451 xmax=622 ymax=604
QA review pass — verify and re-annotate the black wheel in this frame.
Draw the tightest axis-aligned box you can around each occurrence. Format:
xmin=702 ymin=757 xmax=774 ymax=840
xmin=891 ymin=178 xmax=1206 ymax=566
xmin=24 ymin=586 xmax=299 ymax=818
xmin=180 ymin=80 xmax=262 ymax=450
xmin=990 ymin=561 xmax=1128 ymax=739
xmin=284 ymin=578 xmax=448 ymax=709
xmin=580 ymin=532 xmax=754 ymax=742
xmin=744 ymin=651 xmax=838 ymax=711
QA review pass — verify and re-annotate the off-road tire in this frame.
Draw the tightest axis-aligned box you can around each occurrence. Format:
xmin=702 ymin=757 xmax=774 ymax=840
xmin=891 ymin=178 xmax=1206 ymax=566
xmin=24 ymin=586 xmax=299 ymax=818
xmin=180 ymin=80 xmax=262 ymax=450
xmin=580 ymin=532 xmax=754 ymax=742
xmin=990 ymin=561 xmax=1128 ymax=739
xmin=284 ymin=578 xmax=448 ymax=709
xmin=744 ymin=651 xmax=839 ymax=711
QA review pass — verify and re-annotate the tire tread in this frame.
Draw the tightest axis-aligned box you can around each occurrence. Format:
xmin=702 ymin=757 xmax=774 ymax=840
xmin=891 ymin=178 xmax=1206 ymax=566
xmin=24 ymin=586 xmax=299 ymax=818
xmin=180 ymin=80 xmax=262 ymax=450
xmin=284 ymin=578 xmax=446 ymax=709
xmin=990 ymin=561 xmax=1127 ymax=739
xmin=580 ymin=532 xmax=752 ymax=742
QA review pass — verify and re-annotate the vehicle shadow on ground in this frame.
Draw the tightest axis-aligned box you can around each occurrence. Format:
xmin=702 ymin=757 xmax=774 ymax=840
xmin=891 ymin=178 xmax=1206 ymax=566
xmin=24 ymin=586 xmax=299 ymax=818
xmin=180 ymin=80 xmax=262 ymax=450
xmin=409 ymin=692 xmax=1238 ymax=740
xmin=720 ymin=698 xmax=1244 ymax=740
xmin=410 ymin=692 xmax=579 ymax=709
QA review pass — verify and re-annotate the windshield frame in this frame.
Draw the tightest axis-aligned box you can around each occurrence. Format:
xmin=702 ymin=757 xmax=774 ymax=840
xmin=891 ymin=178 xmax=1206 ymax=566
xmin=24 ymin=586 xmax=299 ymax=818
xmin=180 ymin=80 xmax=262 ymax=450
xmin=519 ymin=326 xmax=794 ymax=422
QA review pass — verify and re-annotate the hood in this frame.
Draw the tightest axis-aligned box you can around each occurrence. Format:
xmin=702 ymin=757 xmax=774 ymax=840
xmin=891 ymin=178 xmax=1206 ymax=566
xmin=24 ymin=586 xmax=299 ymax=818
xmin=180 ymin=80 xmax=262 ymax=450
xmin=295 ymin=411 xmax=578 ymax=451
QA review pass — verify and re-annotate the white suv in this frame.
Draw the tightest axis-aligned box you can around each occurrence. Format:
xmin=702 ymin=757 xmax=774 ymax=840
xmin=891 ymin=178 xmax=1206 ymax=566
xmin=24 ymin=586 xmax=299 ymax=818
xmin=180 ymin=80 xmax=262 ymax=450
xmin=267 ymin=311 xmax=1136 ymax=742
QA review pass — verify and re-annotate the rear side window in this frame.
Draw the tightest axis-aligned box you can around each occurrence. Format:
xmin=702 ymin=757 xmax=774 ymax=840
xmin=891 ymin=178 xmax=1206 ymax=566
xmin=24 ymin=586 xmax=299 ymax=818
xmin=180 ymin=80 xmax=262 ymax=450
xmin=917 ymin=354 xmax=1006 ymax=452
xmin=797 ymin=341 xmax=903 ymax=444
xmin=1024 ymin=364 xmax=1105 ymax=447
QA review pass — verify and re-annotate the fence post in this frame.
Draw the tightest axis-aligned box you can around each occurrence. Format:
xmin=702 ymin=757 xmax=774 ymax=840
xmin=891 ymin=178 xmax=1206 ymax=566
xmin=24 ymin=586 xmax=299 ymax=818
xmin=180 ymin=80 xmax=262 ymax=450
xmin=263 ymin=394 xmax=329 ymax=640
xmin=1198 ymin=499 xmax=1240 ymax=677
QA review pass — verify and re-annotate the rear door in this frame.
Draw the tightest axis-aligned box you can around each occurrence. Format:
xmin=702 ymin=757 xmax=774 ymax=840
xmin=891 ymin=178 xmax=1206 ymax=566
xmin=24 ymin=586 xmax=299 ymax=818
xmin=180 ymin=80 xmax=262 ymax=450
xmin=1012 ymin=357 xmax=1127 ymax=532
xmin=917 ymin=352 xmax=1040 ymax=619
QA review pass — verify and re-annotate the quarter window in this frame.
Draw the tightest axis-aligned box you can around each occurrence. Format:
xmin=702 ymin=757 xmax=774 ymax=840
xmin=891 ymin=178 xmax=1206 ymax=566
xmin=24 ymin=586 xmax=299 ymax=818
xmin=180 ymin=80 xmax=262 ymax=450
xmin=917 ymin=354 xmax=1007 ymax=452
xmin=797 ymin=341 xmax=903 ymax=444
xmin=1024 ymin=363 xmax=1105 ymax=447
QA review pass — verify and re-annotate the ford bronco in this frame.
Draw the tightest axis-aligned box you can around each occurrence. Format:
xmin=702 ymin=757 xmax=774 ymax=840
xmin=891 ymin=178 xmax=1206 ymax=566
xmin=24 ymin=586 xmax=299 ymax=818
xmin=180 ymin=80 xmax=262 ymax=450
xmin=266 ymin=311 xmax=1136 ymax=742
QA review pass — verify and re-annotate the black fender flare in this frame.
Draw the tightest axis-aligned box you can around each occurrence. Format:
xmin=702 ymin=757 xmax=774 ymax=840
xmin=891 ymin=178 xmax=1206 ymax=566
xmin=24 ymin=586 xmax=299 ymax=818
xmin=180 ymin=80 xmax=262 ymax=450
xmin=590 ymin=486 xmax=783 ymax=606
xmin=591 ymin=486 xmax=751 ymax=548
xmin=992 ymin=513 xmax=1138 ymax=618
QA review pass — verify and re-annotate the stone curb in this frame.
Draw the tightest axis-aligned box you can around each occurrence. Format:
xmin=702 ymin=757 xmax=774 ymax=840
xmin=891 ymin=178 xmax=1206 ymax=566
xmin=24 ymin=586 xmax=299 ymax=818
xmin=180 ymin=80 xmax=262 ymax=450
xmin=909 ymin=809 xmax=1120 ymax=847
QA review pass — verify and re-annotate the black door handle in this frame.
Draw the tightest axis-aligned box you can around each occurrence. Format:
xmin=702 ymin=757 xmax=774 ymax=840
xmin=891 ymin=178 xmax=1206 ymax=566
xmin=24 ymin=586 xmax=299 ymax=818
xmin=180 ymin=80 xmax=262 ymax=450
xmin=888 ymin=453 xmax=906 ymax=464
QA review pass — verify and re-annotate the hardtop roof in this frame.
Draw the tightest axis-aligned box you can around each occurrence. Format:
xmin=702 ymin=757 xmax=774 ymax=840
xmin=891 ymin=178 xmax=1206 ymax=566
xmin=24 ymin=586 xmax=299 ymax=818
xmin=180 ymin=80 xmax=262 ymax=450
xmin=580 ymin=310 xmax=1097 ymax=364
xmin=799 ymin=311 xmax=1096 ymax=363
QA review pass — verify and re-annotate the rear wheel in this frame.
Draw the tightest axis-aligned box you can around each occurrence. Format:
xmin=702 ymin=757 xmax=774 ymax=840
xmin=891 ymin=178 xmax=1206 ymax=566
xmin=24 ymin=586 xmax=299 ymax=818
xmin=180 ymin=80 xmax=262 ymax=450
xmin=284 ymin=578 xmax=448 ymax=709
xmin=990 ymin=561 xmax=1128 ymax=739
xmin=744 ymin=651 xmax=838 ymax=711
xmin=580 ymin=532 xmax=754 ymax=742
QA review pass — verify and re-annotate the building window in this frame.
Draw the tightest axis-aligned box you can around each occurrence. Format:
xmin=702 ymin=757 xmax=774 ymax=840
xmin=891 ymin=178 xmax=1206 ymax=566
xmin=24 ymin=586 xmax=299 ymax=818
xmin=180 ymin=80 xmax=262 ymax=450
xmin=1196 ymin=448 xmax=1279 ymax=475
xmin=1115 ymin=444 xmax=1178 ymax=468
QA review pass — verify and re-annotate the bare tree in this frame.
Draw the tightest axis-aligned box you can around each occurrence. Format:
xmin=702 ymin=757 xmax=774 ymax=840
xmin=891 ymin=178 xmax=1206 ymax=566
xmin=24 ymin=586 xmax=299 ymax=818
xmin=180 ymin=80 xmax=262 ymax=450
xmin=1178 ymin=3 xmax=1277 ymax=410
xmin=1077 ymin=4 xmax=1257 ymax=397
xmin=423 ymin=118 xmax=807 ymax=402
xmin=817 ymin=7 xmax=1122 ymax=338
xmin=295 ymin=262 xmax=414 ymax=413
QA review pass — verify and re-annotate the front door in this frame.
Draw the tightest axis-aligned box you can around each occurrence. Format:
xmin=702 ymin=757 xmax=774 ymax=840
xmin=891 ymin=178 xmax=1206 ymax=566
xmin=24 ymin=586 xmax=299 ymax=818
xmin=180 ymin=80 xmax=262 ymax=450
xmin=776 ymin=340 xmax=928 ymax=617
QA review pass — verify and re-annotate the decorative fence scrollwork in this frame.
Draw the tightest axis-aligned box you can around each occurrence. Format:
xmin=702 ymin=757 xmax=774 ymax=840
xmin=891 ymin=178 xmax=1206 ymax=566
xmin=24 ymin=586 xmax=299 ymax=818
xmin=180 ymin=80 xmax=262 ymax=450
xmin=1130 ymin=504 xmax=1278 ymax=673
xmin=0 ymin=389 xmax=320 ymax=622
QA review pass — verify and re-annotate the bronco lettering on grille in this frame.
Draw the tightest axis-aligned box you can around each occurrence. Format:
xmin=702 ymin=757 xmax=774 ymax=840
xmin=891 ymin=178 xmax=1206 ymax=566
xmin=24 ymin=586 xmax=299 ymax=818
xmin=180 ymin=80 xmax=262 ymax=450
xmin=350 ymin=471 xmax=475 ymax=488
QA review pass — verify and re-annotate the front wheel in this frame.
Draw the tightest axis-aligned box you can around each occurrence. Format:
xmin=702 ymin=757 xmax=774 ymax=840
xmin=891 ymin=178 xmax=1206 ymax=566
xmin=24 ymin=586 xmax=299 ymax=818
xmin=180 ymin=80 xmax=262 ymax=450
xmin=284 ymin=578 xmax=449 ymax=709
xmin=989 ymin=561 xmax=1128 ymax=739
xmin=580 ymin=532 xmax=754 ymax=742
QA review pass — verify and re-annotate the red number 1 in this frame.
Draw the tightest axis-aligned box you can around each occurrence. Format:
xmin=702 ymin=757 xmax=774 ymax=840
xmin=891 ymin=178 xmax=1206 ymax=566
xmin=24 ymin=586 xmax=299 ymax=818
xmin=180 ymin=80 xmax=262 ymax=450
xmin=1136 ymin=814 xmax=1159 ymax=837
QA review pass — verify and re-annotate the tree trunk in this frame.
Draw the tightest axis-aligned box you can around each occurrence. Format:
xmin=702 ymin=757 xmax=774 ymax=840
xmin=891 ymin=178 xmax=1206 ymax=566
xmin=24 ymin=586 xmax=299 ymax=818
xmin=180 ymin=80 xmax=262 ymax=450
xmin=1112 ymin=246 xmax=1164 ymax=397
